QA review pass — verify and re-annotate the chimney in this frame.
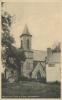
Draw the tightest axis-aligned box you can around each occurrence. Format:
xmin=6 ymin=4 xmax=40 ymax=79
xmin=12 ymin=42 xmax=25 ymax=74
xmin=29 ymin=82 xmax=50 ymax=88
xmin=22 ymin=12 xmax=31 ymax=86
xmin=47 ymin=48 xmax=52 ymax=59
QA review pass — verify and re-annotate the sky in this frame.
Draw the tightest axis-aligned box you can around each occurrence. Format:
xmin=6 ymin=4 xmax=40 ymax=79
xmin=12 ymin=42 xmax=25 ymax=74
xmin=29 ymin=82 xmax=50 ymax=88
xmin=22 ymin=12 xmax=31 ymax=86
xmin=2 ymin=1 xmax=62 ymax=50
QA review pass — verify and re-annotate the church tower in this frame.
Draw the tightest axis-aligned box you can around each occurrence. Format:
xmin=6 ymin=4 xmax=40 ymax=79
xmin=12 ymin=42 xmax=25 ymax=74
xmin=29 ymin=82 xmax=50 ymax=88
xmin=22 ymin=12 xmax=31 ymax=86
xmin=20 ymin=25 xmax=33 ymax=78
xmin=20 ymin=24 xmax=32 ymax=50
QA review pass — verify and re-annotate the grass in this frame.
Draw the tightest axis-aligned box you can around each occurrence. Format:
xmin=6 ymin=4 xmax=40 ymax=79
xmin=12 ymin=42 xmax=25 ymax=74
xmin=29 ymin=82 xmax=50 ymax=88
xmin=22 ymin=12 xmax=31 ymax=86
xmin=2 ymin=81 xmax=61 ymax=98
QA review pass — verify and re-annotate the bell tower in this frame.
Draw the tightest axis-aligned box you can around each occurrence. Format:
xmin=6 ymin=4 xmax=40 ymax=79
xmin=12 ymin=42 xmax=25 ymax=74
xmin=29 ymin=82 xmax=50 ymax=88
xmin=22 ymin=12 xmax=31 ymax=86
xmin=20 ymin=24 xmax=32 ymax=50
xmin=20 ymin=25 xmax=33 ymax=78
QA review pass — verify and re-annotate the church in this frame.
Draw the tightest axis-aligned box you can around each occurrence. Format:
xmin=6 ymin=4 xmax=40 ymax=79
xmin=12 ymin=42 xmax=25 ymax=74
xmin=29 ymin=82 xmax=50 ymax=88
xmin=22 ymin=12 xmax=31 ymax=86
xmin=4 ymin=25 xmax=47 ymax=82
xmin=19 ymin=25 xmax=47 ymax=80
xmin=3 ymin=25 xmax=61 ymax=83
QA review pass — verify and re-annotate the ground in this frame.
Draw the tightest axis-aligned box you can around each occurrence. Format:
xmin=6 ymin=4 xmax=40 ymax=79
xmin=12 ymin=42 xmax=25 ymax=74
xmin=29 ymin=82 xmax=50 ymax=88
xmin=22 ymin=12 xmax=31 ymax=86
xmin=2 ymin=81 xmax=60 ymax=98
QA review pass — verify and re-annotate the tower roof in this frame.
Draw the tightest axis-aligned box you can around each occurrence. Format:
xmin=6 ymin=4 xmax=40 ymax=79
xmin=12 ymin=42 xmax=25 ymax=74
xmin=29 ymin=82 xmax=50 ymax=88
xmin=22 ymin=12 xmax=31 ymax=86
xmin=20 ymin=24 xmax=32 ymax=37
xmin=23 ymin=24 xmax=30 ymax=34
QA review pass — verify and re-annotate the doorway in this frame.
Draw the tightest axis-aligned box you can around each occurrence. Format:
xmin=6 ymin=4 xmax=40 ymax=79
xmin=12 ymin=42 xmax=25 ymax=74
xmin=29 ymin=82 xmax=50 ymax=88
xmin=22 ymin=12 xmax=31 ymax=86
xmin=37 ymin=71 xmax=41 ymax=81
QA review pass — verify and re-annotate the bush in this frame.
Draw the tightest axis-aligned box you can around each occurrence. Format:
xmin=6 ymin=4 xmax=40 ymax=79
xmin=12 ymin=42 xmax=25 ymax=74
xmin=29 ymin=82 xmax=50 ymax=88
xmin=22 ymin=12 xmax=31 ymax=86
xmin=19 ymin=76 xmax=46 ymax=83
xmin=20 ymin=76 xmax=29 ymax=81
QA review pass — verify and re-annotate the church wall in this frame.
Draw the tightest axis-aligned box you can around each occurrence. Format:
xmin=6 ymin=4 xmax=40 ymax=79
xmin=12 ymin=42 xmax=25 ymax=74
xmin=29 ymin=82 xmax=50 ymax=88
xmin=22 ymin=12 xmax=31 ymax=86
xmin=22 ymin=59 xmax=33 ymax=78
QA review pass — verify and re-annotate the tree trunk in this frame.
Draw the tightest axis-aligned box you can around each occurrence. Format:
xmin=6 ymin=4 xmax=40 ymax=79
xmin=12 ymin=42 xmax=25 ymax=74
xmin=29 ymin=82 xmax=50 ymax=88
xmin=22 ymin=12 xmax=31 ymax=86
xmin=4 ymin=68 xmax=6 ymax=80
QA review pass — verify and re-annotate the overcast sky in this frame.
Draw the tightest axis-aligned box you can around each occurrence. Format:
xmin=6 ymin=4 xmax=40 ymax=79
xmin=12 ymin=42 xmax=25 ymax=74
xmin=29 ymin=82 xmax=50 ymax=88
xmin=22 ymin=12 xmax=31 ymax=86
xmin=3 ymin=1 xmax=62 ymax=50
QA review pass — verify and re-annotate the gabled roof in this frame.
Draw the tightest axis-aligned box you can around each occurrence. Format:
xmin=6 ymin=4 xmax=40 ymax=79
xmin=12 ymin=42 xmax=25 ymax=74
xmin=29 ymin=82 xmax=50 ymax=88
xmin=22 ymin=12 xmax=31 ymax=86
xmin=33 ymin=50 xmax=47 ymax=61
xmin=30 ymin=61 xmax=45 ymax=76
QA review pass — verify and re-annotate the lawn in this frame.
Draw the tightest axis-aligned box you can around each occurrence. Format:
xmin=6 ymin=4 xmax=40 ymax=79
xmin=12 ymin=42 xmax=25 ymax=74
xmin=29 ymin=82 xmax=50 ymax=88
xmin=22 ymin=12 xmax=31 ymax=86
xmin=2 ymin=81 xmax=61 ymax=98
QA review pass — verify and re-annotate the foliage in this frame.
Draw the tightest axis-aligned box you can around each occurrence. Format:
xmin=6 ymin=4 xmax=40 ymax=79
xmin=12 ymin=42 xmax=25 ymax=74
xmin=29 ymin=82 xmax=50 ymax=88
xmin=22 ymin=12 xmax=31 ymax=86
xmin=52 ymin=42 xmax=61 ymax=53
xmin=1 ymin=11 xmax=14 ymax=47
xmin=4 ymin=46 xmax=26 ymax=69
xmin=1 ymin=3 xmax=26 ymax=81
xmin=1 ymin=6 xmax=15 ymax=68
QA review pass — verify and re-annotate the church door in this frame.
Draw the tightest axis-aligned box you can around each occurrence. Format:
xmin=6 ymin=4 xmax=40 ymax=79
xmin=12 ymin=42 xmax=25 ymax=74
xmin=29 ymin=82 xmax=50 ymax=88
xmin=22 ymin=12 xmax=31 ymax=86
xmin=37 ymin=71 xmax=41 ymax=81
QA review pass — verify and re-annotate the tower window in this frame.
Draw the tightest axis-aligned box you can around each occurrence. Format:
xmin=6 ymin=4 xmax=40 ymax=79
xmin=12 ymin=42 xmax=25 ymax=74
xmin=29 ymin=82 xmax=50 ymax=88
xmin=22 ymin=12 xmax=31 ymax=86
xmin=27 ymin=39 xmax=29 ymax=49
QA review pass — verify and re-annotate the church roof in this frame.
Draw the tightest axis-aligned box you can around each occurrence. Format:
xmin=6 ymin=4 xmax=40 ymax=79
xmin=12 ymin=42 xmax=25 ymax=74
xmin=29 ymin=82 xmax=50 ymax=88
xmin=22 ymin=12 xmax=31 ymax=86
xmin=33 ymin=50 xmax=47 ymax=61
xmin=20 ymin=24 xmax=32 ymax=37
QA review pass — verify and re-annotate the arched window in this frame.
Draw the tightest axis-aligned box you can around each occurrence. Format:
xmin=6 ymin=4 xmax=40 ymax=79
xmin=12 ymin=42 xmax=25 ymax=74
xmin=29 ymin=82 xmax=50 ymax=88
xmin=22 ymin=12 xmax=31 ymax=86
xmin=27 ymin=39 xmax=29 ymax=49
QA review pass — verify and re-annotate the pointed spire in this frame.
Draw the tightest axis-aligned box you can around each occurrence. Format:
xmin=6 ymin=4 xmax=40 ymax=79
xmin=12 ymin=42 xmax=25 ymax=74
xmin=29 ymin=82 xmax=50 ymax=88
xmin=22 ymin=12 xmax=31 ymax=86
xmin=20 ymin=24 xmax=32 ymax=37
xmin=22 ymin=24 xmax=30 ymax=35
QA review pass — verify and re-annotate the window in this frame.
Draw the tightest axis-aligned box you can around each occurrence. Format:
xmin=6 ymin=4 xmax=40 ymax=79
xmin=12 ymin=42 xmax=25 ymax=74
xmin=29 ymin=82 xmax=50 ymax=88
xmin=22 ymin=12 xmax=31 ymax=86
xmin=27 ymin=39 xmax=29 ymax=49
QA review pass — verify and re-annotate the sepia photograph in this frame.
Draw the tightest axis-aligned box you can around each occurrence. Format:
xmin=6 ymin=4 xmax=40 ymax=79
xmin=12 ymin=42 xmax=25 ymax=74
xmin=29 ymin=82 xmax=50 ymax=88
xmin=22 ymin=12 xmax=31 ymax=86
xmin=1 ymin=1 xmax=61 ymax=98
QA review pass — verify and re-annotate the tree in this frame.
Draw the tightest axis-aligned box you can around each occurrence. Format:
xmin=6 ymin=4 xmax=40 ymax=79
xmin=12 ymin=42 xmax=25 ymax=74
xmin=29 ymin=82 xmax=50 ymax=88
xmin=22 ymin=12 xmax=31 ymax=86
xmin=12 ymin=48 xmax=26 ymax=81
xmin=52 ymin=42 xmax=61 ymax=52
xmin=1 ymin=2 xmax=14 ymax=69
xmin=1 ymin=3 xmax=26 ymax=81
